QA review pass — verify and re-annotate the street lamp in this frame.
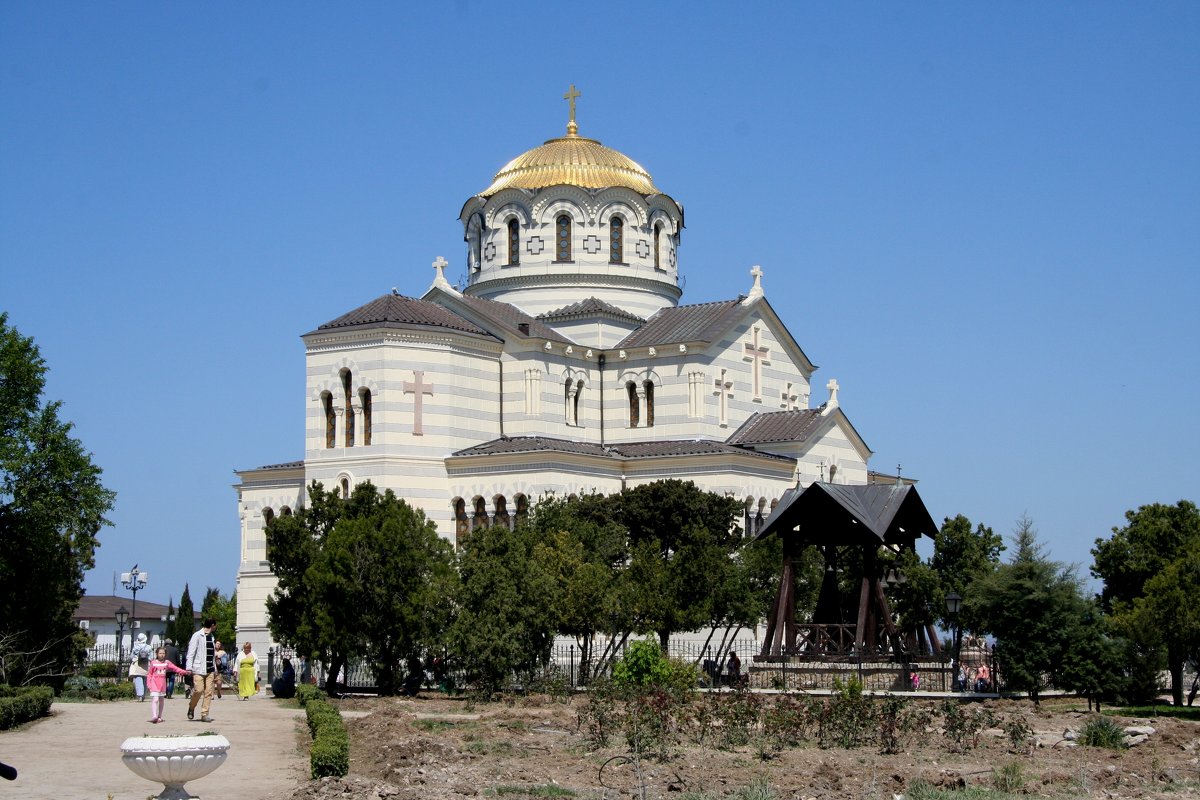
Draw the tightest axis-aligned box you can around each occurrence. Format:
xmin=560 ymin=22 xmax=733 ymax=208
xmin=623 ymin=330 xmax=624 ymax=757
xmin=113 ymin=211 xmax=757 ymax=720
xmin=944 ymin=591 xmax=963 ymax=691
xmin=160 ymin=611 xmax=176 ymax=641
xmin=120 ymin=564 xmax=148 ymax=635
xmin=115 ymin=605 xmax=129 ymax=679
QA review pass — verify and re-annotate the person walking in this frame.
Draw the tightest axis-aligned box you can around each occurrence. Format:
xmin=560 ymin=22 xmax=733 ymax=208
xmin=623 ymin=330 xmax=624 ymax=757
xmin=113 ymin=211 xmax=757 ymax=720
xmin=234 ymin=641 xmax=260 ymax=700
xmin=162 ymin=638 xmax=181 ymax=699
xmin=213 ymin=640 xmax=228 ymax=699
xmin=186 ymin=617 xmax=218 ymax=722
xmin=146 ymin=647 xmax=190 ymax=723
xmin=128 ymin=632 xmax=152 ymax=701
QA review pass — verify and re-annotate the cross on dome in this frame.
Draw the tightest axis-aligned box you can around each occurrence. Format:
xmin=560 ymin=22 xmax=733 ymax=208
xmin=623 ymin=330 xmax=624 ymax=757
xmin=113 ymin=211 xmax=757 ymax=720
xmin=563 ymin=84 xmax=580 ymax=136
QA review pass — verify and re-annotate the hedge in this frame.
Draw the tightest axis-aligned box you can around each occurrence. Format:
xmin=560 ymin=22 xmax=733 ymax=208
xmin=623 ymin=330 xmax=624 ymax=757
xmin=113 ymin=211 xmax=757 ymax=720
xmin=0 ymin=686 xmax=53 ymax=730
xmin=303 ymin=694 xmax=349 ymax=778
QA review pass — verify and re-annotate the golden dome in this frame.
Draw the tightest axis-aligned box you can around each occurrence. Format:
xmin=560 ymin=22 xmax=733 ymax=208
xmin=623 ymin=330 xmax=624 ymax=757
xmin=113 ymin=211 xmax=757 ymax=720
xmin=480 ymin=130 xmax=660 ymax=197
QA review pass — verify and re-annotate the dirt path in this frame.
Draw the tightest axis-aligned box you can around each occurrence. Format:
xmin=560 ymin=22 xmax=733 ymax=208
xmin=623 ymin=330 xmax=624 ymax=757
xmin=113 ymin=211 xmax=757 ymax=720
xmin=0 ymin=692 xmax=308 ymax=799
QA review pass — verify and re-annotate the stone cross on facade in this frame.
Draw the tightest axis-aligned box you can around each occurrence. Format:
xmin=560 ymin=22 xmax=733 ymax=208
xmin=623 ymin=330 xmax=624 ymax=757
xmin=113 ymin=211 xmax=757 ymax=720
xmin=403 ymin=370 xmax=435 ymax=436
xmin=743 ymin=264 xmax=764 ymax=304
xmin=744 ymin=326 xmax=771 ymax=398
xmin=826 ymin=378 xmax=840 ymax=409
xmin=433 ymin=255 xmax=448 ymax=276
xmin=714 ymin=369 xmax=734 ymax=427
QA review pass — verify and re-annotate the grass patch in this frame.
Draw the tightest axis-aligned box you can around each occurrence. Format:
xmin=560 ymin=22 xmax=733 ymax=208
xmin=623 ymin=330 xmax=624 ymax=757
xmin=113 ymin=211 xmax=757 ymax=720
xmin=467 ymin=739 xmax=518 ymax=756
xmin=413 ymin=718 xmax=477 ymax=733
xmin=1105 ymin=705 xmax=1200 ymax=722
xmin=905 ymin=778 xmax=1025 ymax=800
xmin=1079 ymin=716 xmax=1127 ymax=750
xmin=489 ymin=785 xmax=576 ymax=797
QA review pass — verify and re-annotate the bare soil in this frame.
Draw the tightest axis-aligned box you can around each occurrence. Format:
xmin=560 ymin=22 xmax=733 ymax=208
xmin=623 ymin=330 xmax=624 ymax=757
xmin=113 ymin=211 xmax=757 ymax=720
xmin=288 ymin=694 xmax=1200 ymax=800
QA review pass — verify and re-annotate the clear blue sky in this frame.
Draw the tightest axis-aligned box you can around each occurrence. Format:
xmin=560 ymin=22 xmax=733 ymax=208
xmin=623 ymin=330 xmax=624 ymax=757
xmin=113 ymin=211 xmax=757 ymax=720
xmin=2 ymin=3 xmax=1196 ymax=606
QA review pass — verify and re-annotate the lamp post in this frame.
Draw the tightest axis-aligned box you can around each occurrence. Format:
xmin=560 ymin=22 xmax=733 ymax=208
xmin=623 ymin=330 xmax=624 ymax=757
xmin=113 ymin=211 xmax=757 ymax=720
xmin=115 ymin=605 xmax=129 ymax=679
xmin=945 ymin=591 xmax=963 ymax=691
xmin=160 ymin=611 xmax=176 ymax=641
xmin=120 ymin=564 xmax=148 ymax=636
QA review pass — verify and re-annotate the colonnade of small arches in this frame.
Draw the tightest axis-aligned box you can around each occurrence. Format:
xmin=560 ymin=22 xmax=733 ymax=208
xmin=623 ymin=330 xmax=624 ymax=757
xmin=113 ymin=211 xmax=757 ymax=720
xmin=319 ymin=368 xmax=373 ymax=448
xmin=744 ymin=496 xmax=780 ymax=538
xmin=453 ymin=493 xmax=532 ymax=547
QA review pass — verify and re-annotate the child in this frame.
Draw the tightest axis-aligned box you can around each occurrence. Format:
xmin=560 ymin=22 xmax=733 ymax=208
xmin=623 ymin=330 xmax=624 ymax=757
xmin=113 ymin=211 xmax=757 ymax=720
xmin=147 ymin=647 xmax=190 ymax=723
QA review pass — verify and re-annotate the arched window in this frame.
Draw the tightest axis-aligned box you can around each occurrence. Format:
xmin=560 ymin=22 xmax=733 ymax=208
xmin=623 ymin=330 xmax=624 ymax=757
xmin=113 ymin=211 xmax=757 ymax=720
xmin=653 ymin=223 xmax=662 ymax=270
xmin=609 ymin=216 xmax=624 ymax=263
xmin=453 ymin=498 xmax=469 ymax=548
xmin=472 ymin=497 xmax=490 ymax=530
xmin=494 ymin=495 xmax=512 ymax=530
xmin=514 ymin=494 xmax=529 ymax=527
xmin=263 ymin=508 xmax=275 ymax=560
xmin=644 ymin=380 xmax=655 ymax=427
xmin=341 ymin=369 xmax=355 ymax=447
xmin=573 ymin=379 xmax=583 ymax=426
xmin=359 ymin=387 xmax=372 ymax=446
xmin=280 ymin=506 xmax=292 ymax=517
xmin=321 ymin=391 xmax=335 ymax=448
xmin=555 ymin=214 xmax=572 ymax=262
xmin=507 ymin=218 xmax=520 ymax=265
xmin=627 ymin=381 xmax=639 ymax=427
xmin=341 ymin=477 xmax=350 ymax=499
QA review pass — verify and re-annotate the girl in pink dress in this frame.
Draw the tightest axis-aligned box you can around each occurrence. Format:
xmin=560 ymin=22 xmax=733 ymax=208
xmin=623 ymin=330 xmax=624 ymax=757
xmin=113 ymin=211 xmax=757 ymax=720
xmin=147 ymin=647 xmax=190 ymax=723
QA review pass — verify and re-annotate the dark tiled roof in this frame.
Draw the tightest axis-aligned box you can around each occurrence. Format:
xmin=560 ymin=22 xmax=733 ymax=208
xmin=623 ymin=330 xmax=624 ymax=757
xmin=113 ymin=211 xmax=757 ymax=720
xmin=453 ymin=436 xmax=612 ymax=458
xmin=75 ymin=595 xmax=200 ymax=623
xmin=453 ymin=294 xmax=573 ymax=343
xmin=539 ymin=297 xmax=645 ymax=325
xmin=452 ymin=436 xmax=791 ymax=463
xmin=758 ymin=483 xmax=938 ymax=545
xmin=255 ymin=460 xmax=304 ymax=470
xmin=617 ymin=298 xmax=745 ymax=348
xmin=727 ymin=410 xmax=825 ymax=445
xmin=311 ymin=294 xmax=497 ymax=338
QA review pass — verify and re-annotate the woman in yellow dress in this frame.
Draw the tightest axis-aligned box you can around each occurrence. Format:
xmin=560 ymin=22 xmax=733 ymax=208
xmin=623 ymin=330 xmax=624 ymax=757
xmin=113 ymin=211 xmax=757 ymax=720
xmin=233 ymin=641 xmax=259 ymax=700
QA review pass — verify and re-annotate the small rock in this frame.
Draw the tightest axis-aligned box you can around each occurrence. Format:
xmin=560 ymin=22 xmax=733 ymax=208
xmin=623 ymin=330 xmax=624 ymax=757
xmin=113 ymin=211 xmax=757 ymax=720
xmin=1064 ymin=728 xmax=1079 ymax=741
xmin=1124 ymin=725 xmax=1155 ymax=736
xmin=1125 ymin=734 xmax=1150 ymax=747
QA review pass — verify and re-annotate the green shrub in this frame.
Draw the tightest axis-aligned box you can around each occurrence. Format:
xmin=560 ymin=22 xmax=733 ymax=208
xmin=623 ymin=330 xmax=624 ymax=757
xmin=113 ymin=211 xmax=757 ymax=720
xmin=818 ymin=678 xmax=872 ymax=749
xmin=296 ymin=682 xmax=322 ymax=707
xmin=304 ymin=695 xmax=349 ymax=778
xmin=62 ymin=676 xmax=101 ymax=698
xmin=98 ymin=682 xmax=135 ymax=701
xmin=1079 ymin=715 xmax=1126 ymax=750
xmin=992 ymin=760 xmax=1026 ymax=793
xmin=0 ymin=686 xmax=53 ymax=729
xmin=82 ymin=661 xmax=119 ymax=679
xmin=940 ymin=699 xmax=994 ymax=753
xmin=612 ymin=639 xmax=672 ymax=689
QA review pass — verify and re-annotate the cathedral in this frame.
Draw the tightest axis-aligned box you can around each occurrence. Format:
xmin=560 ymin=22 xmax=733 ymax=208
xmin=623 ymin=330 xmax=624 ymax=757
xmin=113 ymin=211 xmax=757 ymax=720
xmin=234 ymin=89 xmax=886 ymax=646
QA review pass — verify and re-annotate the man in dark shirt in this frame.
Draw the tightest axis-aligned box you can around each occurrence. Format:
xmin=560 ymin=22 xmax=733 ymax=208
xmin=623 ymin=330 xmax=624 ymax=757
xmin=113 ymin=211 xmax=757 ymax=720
xmin=185 ymin=618 xmax=218 ymax=722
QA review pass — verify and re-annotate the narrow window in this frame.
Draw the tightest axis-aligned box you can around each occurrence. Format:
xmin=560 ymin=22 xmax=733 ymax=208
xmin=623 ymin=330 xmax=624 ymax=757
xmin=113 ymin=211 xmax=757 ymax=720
xmin=514 ymin=494 xmax=529 ymax=527
xmin=653 ymin=223 xmax=662 ymax=270
xmin=555 ymin=214 xmax=572 ymax=262
xmin=507 ymin=218 xmax=520 ymax=265
xmin=359 ymin=388 xmax=372 ymax=446
xmin=627 ymin=381 xmax=639 ymax=427
xmin=564 ymin=378 xmax=574 ymax=424
xmin=644 ymin=380 xmax=655 ymax=427
xmin=322 ymin=391 xmax=335 ymax=448
xmin=609 ymin=216 xmax=624 ymax=263
xmin=573 ymin=379 xmax=583 ymax=426
xmin=454 ymin=498 xmax=469 ymax=548
xmin=263 ymin=508 xmax=275 ymax=527
xmin=494 ymin=495 xmax=512 ymax=530
xmin=472 ymin=497 xmax=490 ymax=530
xmin=341 ymin=369 xmax=355 ymax=447
xmin=263 ymin=508 xmax=275 ymax=560
xmin=340 ymin=478 xmax=350 ymax=499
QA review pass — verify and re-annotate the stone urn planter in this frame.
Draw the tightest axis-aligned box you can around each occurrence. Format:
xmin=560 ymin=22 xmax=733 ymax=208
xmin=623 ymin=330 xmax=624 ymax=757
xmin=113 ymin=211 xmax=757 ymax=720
xmin=120 ymin=734 xmax=230 ymax=800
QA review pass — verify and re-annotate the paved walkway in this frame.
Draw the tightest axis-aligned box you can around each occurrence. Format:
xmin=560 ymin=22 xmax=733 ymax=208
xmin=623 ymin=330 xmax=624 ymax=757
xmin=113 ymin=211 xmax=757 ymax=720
xmin=0 ymin=691 xmax=308 ymax=799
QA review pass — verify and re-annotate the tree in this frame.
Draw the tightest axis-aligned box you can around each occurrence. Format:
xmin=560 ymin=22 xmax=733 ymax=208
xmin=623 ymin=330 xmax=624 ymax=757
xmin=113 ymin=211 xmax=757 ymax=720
xmin=171 ymin=584 xmax=196 ymax=647
xmin=266 ymin=481 xmax=455 ymax=696
xmin=972 ymin=516 xmax=1088 ymax=704
xmin=200 ymin=588 xmax=237 ymax=649
xmin=930 ymin=514 xmax=1003 ymax=632
xmin=450 ymin=521 xmax=556 ymax=695
xmin=1092 ymin=500 xmax=1200 ymax=705
xmin=0 ymin=314 xmax=116 ymax=685
xmin=615 ymin=480 xmax=743 ymax=650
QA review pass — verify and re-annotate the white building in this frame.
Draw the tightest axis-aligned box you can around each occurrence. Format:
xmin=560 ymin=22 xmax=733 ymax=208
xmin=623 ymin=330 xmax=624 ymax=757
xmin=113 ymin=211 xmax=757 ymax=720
xmin=234 ymin=92 xmax=887 ymax=648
